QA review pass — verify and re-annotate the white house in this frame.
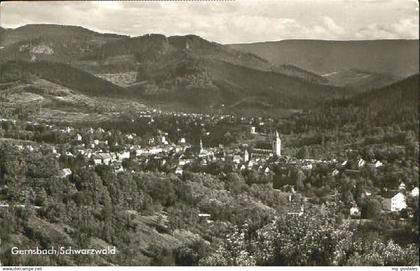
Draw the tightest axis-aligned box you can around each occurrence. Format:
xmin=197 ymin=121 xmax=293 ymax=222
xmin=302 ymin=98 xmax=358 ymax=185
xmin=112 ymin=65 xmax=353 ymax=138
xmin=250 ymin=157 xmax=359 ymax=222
xmin=118 ymin=151 xmax=130 ymax=160
xmin=75 ymin=133 xmax=82 ymax=141
xmin=332 ymin=169 xmax=339 ymax=176
xmin=60 ymin=168 xmax=72 ymax=178
xmin=97 ymin=153 xmax=112 ymax=165
xmin=349 ymin=206 xmax=361 ymax=218
xmin=399 ymin=182 xmax=406 ymax=191
xmin=373 ymin=160 xmax=383 ymax=168
xmin=148 ymin=147 xmax=163 ymax=155
xmin=175 ymin=167 xmax=183 ymax=175
xmin=411 ymin=187 xmax=419 ymax=197
xmin=160 ymin=136 xmax=168 ymax=145
xmin=93 ymin=158 xmax=102 ymax=165
xmin=383 ymin=192 xmax=407 ymax=212
xmin=357 ymin=158 xmax=366 ymax=168
xmin=232 ymin=155 xmax=242 ymax=164
xmin=135 ymin=149 xmax=144 ymax=157
xmin=250 ymin=126 xmax=256 ymax=134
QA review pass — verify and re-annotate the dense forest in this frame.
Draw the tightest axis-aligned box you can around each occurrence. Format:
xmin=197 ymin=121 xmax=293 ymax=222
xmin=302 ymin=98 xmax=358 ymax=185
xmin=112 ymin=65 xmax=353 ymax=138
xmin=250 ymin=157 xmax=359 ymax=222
xmin=0 ymin=140 xmax=418 ymax=265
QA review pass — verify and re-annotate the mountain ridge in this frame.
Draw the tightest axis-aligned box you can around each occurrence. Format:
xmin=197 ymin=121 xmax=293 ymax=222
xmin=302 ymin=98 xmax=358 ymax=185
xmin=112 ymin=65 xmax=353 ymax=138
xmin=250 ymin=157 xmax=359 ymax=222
xmin=229 ymin=39 xmax=419 ymax=78
xmin=0 ymin=23 xmax=416 ymax=113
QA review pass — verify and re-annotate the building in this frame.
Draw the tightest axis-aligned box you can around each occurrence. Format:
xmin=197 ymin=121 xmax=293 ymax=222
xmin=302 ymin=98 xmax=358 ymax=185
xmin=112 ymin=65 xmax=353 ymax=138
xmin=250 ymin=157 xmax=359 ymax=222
xmin=175 ymin=167 xmax=183 ymax=175
xmin=357 ymin=158 xmax=366 ymax=168
xmin=250 ymin=126 xmax=256 ymax=134
xmin=399 ymin=182 xmax=406 ymax=191
xmin=349 ymin=204 xmax=361 ymax=218
xmin=75 ymin=133 xmax=82 ymax=141
xmin=59 ymin=168 xmax=72 ymax=178
xmin=198 ymin=213 xmax=212 ymax=223
xmin=251 ymin=148 xmax=273 ymax=159
xmin=251 ymin=130 xmax=282 ymax=158
xmin=272 ymin=130 xmax=281 ymax=156
xmin=232 ymin=155 xmax=242 ymax=164
xmin=383 ymin=192 xmax=407 ymax=212
xmin=373 ymin=160 xmax=383 ymax=168
xmin=411 ymin=187 xmax=419 ymax=197
xmin=332 ymin=169 xmax=339 ymax=176
xmin=93 ymin=153 xmax=112 ymax=165
xmin=199 ymin=139 xmax=203 ymax=154
xmin=160 ymin=136 xmax=168 ymax=145
xmin=243 ymin=149 xmax=249 ymax=162
xmin=118 ymin=151 xmax=130 ymax=160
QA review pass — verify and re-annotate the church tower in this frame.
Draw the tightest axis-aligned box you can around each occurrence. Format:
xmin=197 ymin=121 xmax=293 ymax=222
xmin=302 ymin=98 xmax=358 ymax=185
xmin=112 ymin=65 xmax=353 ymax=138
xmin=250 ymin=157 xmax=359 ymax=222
xmin=272 ymin=131 xmax=281 ymax=156
xmin=244 ymin=149 xmax=249 ymax=162
xmin=199 ymin=138 xmax=203 ymax=154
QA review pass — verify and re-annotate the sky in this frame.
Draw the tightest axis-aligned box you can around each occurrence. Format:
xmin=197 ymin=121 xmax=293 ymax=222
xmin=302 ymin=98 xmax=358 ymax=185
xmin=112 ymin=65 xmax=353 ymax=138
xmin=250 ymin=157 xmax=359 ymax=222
xmin=1 ymin=0 xmax=418 ymax=44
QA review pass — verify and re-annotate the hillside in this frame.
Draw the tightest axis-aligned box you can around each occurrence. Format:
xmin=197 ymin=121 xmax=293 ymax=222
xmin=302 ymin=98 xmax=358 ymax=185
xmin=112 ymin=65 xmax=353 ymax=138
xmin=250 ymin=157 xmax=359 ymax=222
xmin=322 ymin=69 xmax=398 ymax=91
xmin=4 ymin=25 xmax=416 ymax=113
xmin=0 ymin=61 xmax=125 ymax=97
xmin=0 ymin=24 xmax=126 ymax=47
xmin=0 ymin=25 xmax=344 ymax=112
xmin=0 ymin=24 xmax=126 ymax=64
xmin=97 ymin=34 xmax=274 ymax=73
xmin=0 ymin=24 xmax=327 ymax=84
xmin=95 ymin=34 xmax=327 ymax=84
xmin=229 ymin=40 xmax=419 ymax=79
xmin=274 ymin=64 xmax=328 ymax=84
xmin=350 ymin=73 xmax=419 ymax=122
xmin=307 ymin=74 xmax=419 ymax=130
xmin=128 ymin=55 xmax=342 ymax=109
xmin=94 ymin=33 xmax=340 ymax=109
xmin=279 ymin=73 xmax=419 ymax=161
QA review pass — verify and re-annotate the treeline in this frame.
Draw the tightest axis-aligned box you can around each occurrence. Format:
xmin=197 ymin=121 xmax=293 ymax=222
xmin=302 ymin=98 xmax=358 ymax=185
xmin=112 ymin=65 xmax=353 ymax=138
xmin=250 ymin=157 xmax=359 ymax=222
xmin=0 ymin=141 xmax=283 ymax=265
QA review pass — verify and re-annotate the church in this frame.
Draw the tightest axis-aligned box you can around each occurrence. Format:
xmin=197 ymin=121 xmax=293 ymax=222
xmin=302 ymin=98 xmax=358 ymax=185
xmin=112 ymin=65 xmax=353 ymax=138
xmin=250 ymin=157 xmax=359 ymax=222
xmin=249 ymin=130 xmax=282 ymax=159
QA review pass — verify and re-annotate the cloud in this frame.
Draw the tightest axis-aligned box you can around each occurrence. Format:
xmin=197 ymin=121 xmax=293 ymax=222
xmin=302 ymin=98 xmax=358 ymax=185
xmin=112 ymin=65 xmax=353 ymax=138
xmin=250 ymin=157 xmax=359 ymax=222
xmin=356 ymin=17 xmax=419 ymax=39
xmin=322 ymin=16 xmax=345 ymax=35
xmin=0 ymin=0 xmax=418 ymax=43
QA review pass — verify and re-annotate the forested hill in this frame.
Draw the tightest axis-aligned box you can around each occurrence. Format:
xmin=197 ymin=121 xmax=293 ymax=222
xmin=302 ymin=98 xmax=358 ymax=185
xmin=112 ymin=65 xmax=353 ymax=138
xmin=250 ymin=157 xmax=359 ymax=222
xmin=229 ymin=39 xmax=419 ymax=78
xmin=0 ymin=24 xmax=417 ymax=113
xmin=0 ymin=24 xmax=342 ymax=112
xmin=0 ymin=61 xmax=126 ymax=97
xmin=285 ymin=74 xmax=419 ymax=135
xmin=0 ymin=24 xmax=126 ymax=47
xmin=336 ymin=73 xmax=418 ymax=126
xmin=128 ymin=56 xmax=343 ymax=109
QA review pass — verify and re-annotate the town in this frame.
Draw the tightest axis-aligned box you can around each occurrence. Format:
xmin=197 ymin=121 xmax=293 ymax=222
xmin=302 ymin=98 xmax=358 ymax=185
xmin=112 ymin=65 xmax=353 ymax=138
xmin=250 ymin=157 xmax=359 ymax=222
xmin=1 ymin=109 xmax=417 ymax=222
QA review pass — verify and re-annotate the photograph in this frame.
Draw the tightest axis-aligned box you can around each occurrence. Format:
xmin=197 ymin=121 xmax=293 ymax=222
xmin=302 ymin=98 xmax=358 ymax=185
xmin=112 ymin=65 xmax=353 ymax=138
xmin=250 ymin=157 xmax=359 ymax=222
xmin=0 ymin=0 xmax=418 ymax=268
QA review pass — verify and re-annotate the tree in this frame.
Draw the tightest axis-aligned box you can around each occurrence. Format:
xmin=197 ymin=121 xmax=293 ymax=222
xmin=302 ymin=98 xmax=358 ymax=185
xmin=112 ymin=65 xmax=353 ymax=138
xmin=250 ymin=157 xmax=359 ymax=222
xmin=226 ymin=172 xmax=247 ymax=194
xmin=294 ymin=169 xmax=305 ymax=192
xmin=174 ymin=240 xmax=210 ymax=266
xmin=297 ymin=146 xmax=310 ymax=159
xmin=361 ymin=198 xmax=382 ymax=219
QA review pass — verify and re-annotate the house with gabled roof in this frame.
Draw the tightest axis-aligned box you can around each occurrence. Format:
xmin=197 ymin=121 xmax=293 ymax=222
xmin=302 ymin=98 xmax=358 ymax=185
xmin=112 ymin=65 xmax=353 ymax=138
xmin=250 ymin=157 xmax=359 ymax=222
xmin=382 ymin=191 xmax=407 ymax=212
